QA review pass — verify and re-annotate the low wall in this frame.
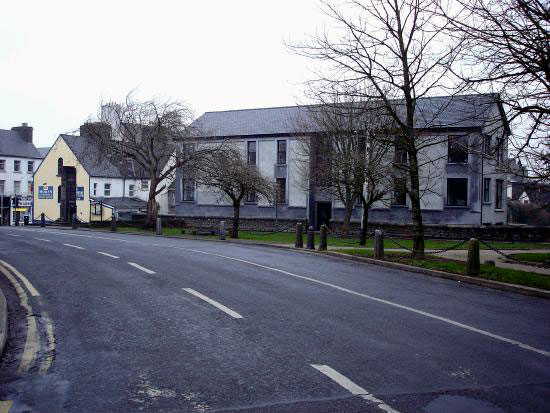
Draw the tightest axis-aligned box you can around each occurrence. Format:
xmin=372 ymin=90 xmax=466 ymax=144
xmin=124 ymin=214 xmax=549 ymax=242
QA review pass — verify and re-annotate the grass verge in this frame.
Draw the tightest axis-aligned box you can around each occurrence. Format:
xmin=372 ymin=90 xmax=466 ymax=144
xmin=507 ymin=253 xmax=550 ymax=264
xmin=333 ymin=249 xmax=550 ymax=291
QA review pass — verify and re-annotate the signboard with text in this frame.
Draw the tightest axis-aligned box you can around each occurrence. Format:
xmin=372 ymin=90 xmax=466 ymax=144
xmin=38 ymin=186 xmax=53 ymax=199
xmin=76 ymin=187 xmax=84 ymax=200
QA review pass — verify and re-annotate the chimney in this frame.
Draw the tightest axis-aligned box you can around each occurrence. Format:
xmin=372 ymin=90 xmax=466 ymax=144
xmin=11 ymin=123 xmax=33 ymax=143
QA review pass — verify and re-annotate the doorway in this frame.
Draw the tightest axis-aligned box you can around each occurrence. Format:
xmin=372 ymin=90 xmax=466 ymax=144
xmin=316 ymin=202 xmax=332 ymax=230
xmin=60 ymin=166 xmax=77 ymax=222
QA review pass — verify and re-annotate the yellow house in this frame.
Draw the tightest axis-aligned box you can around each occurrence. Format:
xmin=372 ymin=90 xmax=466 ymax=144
xmin=33 ymin=134 xmax=155 ymax=223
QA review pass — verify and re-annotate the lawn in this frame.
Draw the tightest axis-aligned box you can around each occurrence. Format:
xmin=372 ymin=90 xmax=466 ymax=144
xmin=94 ymin=225 xmax=550 ymax=250
xmin=333 ymin=249 xmax=550 ymax=291
xmin=507 ymin=252 xmax=550 ymax=264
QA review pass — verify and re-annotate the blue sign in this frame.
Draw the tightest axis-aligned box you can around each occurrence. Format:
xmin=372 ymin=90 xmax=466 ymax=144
xmin=76 ymin=186 xmax=84 ymax=200
xmin=38 ymin=186 xmax=53 ymax=199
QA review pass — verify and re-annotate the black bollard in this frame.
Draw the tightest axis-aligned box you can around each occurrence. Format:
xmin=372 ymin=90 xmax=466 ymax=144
xmin=467 ymin=238 xmax=480 ymax=276
xmin=41 ymin=213 xmax=45 ymax=228
xmin=295 ymin=222 xmax=303 ymax=248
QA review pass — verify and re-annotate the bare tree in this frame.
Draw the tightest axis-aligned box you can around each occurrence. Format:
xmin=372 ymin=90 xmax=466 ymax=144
xmin=441 ymin=0 xmax=549 ymax=181
xmin=194 ymin=145 xmax=274 ymax=239
xmin=290 ymin=0 xmax=464 ymax=257
xmin=83 ymin=94 xmax=211 ymax=228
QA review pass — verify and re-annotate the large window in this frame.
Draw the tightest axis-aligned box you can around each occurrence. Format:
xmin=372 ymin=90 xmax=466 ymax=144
xmin=14 ymin=160 xmax=21 ymax=172
xmin=394 ymin=139 xmax=407 ymax=164
xmin=276 ymin=178 xmax=286 ymax=203
xmin=496 ymin=138 xmax=505 ymax=165
xmin=0 ymin=160 xmax=4 ymax=171
xmin=448 ymin=135 xmax=468 ymax=164
xmin=495 ymin=179 xmax=504 ymax=209
xmin=277 ymin=140 xmax=287 ymax=165
xmin=0 ymin=180 xmax=4 ymax=195
xmin=447 ymin=178 xmax=468 ymax=206
xmin=104 ymin=183 xmax=111 ymax=197
xmin=247 ymin=141 xmax=257 ymax=165
xmin=129 ymin=184 xmax=135 ymax=197
xmin=182 ymin=178 xmax=195 ymax=201
xmin=483 ymin=178 xmax=491 ymax=203
xmin=392 ymin=179 xmax=407 ymax=206
xmin=14 ymin=180 xmax=21 ymax=195
xmin=27 ymin=161 xmax=34 ymax=173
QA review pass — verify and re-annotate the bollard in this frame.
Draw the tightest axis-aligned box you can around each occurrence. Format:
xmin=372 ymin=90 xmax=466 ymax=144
xmin=41 ymin=213 xmax=45 ymax=228
xmin=220 ymin=220 xmax=226 ymax=240
xmin=306 ymin=226 xmax=315 ymax=250
xmin=374 ymin=229 xmax=384 ymax=259
xmin=71 ymin=213 xmax=77 ymax=229
xmin=319 ymin=224 xmax=328 ymax=251
xmin=295 ymin=222 xmax=303 ymax=248
xmin=156 ymin=217 xmax=162 ymax=235
xmin=111 ymin=217 xmax=117 ymax=232
xmin=467 ymin=238 xmax=480 ymax=276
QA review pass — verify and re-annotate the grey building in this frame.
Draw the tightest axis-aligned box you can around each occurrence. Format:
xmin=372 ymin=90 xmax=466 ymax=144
xmin=175 ymin=94 xmax=510 ymax=228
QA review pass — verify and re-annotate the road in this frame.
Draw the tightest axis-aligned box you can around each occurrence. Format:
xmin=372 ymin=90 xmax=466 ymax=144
xmin=0 ymin=226 xmax=549 ymax=412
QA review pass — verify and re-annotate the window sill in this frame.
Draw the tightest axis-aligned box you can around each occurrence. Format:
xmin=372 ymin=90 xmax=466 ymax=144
xmin=391 ymin=204 xmax=408 ymax=208
xmin=494 ymin=209 xmax=504 ymax=212
xmin=447 ymin=162 xmax=469 ymax=166
xmin=180 ymin=200 xmax=196 ymax=203
xmin=482 ymin=201 xmax=492 ymax=205
xmin=444 ymin=205 xmax=469 ymax=209
xmin=244 ymin=202 xmax=258 ymax=205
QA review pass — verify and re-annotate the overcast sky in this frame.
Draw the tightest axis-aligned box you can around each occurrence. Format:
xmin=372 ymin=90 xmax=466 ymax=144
xmin=1 ymin=0 xmax=329 ymax=148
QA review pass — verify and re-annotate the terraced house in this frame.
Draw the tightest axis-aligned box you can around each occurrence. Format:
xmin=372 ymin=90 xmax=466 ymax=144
xmin=33 ymin=130 xmax=174 ymax=223
xmin=175 ymin=94 xmax=509 ymax=229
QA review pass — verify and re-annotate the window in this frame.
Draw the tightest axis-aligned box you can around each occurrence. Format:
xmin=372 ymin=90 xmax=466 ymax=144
xmin=182 ymin=178 xmax=195 ymax=201
xmin=483 ymin=135 xmax=491 ymax=156
xmin=276 ymin=178 xmax=286 ymax=203
xmin=129 ymin=184 xmax=135 ymax=197
xmin=277 ymin=140 xmax=287 ymax=165
xmin=28 ymin=181 xmax=33 ymax=194
xmin=14 ymin=180 xmax=21 ymax=195
xmin=0 ymin=180 xmax=4 ymax=195
xmin=245 ymin=190 xmax=257 ymax=203
xmin=483 ymin=178 xmax=491 ymax=203
xmin=394 ymin=139 xmax=408 ymax=164
xmin=27 ymin=161 xmax=34 ymax=173
xmin=0 ymin=160 xmax=5 ymax=171
xmin=247 ymin=141 xmax=256 ymax=165
xmin=93 ymin=183 xmax=97 ymax=197
xmin=57 ymin=158 xmax=63 ymax=175
xmin=141 ymin=180 xmax=149 ymax=191
xmin=448 ymin=135 xmax=468 ymax=164
xmin=14 ymin=160 xmax=21 ymax=172
xmin=104 ymin=183 xmax=111 ymax=197
xmin=495 ymin=179 xmax=504 ymax=209
xmin=447 ymin=178 xmax=468 ymax=206
xmin=496 ymin=138 xmax=505 ymax=165
xmin=92 ymin=203 xmax=102 ymax=215
xmin=392 ymin=179 xmax=407 ymax=206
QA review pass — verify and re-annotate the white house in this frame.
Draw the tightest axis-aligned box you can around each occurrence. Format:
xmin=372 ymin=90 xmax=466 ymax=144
xmin=0 ymin=123 xmax=43 ymax=225
xmin=175 ymin=94 xmax=510 ymax=228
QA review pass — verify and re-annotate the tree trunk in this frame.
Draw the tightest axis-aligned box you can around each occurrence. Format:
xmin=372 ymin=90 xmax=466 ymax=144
xmin=342 ymin=200 xmax=354 ymax=235
xmin=231 ymin=202 xmax=240 ymax=239
xmin=144 ymin=177 xmax=159 ymax=228
xmin=359 ymin=203 xmax=370 ymax=246
xmin=407 ymin=151 xmax=425 ymax=258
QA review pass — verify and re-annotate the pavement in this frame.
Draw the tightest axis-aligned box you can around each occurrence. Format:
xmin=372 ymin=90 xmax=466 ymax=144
xmin=0 ymin=226 xmax=549 ymax=412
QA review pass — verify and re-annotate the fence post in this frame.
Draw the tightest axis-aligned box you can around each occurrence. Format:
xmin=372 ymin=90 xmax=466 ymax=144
xmin=467 ymin=238 xmax=480 ymax=276
xmin=220 ymin=220 xmax=225 ymax=240
xmin=156 ymin=217 xmax=162 ymax=235
xmin=374 ymin=229 xmax=384 ymax=259
xmin=40 ymin=213 xmax=45 ymax=228
xmin=319 ymin=224 xmax=328 ymax=251
xmin=111 ymin=217 xmax=117 ymax=232
xmin=306 ymin=226 xmax=315 ymax=250
xmin=72 ymin=213 xmax=77 ymax=229
xmin=295 ymin=222 xmax=303 ymax=248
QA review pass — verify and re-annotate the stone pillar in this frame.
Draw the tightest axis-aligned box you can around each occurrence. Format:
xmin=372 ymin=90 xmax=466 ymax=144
xmin=374 ymin=229 xmax=384 ymax=259
xmin=156 ymin=217 xmax=162 ymax=235
xmin=467 ymin=238 xmax=480 ymax=277
xmin=319 ymin=224 xmax=328 ymax=251
xmin=220 ymin=220 xmax=226 ymax=240
xmin=111 ymin=217 xmax=117 ymax=232
xmin=306 ymin=226 xmax=315 ymax=250
xmin=295 ymin=222 xmax=303 ymax=248
xmin=41 ymin=213 xmax=45 ymax=228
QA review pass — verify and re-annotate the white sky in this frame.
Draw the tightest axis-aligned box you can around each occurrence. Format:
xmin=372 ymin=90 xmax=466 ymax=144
xmin=1 ymin=0 xmax=329 ymax=148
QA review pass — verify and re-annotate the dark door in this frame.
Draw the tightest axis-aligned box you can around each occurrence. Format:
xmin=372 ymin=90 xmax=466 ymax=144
xmin=60 ymin=167 xmax=77 ymax=221
xmin=316 ymin=202 xmax=332 ymax=230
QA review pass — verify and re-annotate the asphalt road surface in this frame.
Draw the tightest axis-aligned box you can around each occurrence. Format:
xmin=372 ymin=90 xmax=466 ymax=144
xmin=0 ymin=226 xmax=549 ymax=412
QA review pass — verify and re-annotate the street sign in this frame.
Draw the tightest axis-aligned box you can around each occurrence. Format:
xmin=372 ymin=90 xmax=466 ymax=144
xmin=76 ymin=186 xmax=84 ymax=200
xmin=38 ymin=186 xmax=54 ymax=199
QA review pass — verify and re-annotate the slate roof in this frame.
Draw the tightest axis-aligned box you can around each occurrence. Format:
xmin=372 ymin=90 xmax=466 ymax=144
xmin=91 ymin=196 xmax=147 ymax=210
xmin=36 ymin=147 xmax=50 ymax=158
xmin=0 ymin=128 xmax=42 ymax=158
xmin=191 ymin=94 xmax=505 ymax=138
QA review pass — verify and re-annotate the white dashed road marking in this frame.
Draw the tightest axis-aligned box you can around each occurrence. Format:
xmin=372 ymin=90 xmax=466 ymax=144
xmin=128 ymin=262 xmax=156 ymax=274
xmin=183 ymin=288 xmax=243 ymax=319
xmin=33 ymin=237 xmax=51 ymax=242
xmin=63 ymin=243 xmax=84 ymax=250
xmin=311 ymin=364 xmax=399 ymax=413
xmin=98 ymin=252 xmax=119 ymax=259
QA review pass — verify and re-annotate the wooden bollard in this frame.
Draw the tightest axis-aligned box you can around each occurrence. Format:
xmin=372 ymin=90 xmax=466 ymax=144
xmin=40 ymin=213 xmax=45 ymax=228
xmin=467 ymin=238 xmax=480 ymax=276
xmin=374 ymin=229 xmax=384 ymax=259
xmin=306 ymin=226 xmax=315 ymax=249
xmin=156 ymin=217 xmax=162 ymax=235
xmin=220 ymin=220 xmax=226 ymax=240
xmin=111 ymin=217 xmax=117 ymax=232
xmin=295 ymin=223 xmax=303 ymax=248
xmin=319 ymin=224 xmax=328 ymax=251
